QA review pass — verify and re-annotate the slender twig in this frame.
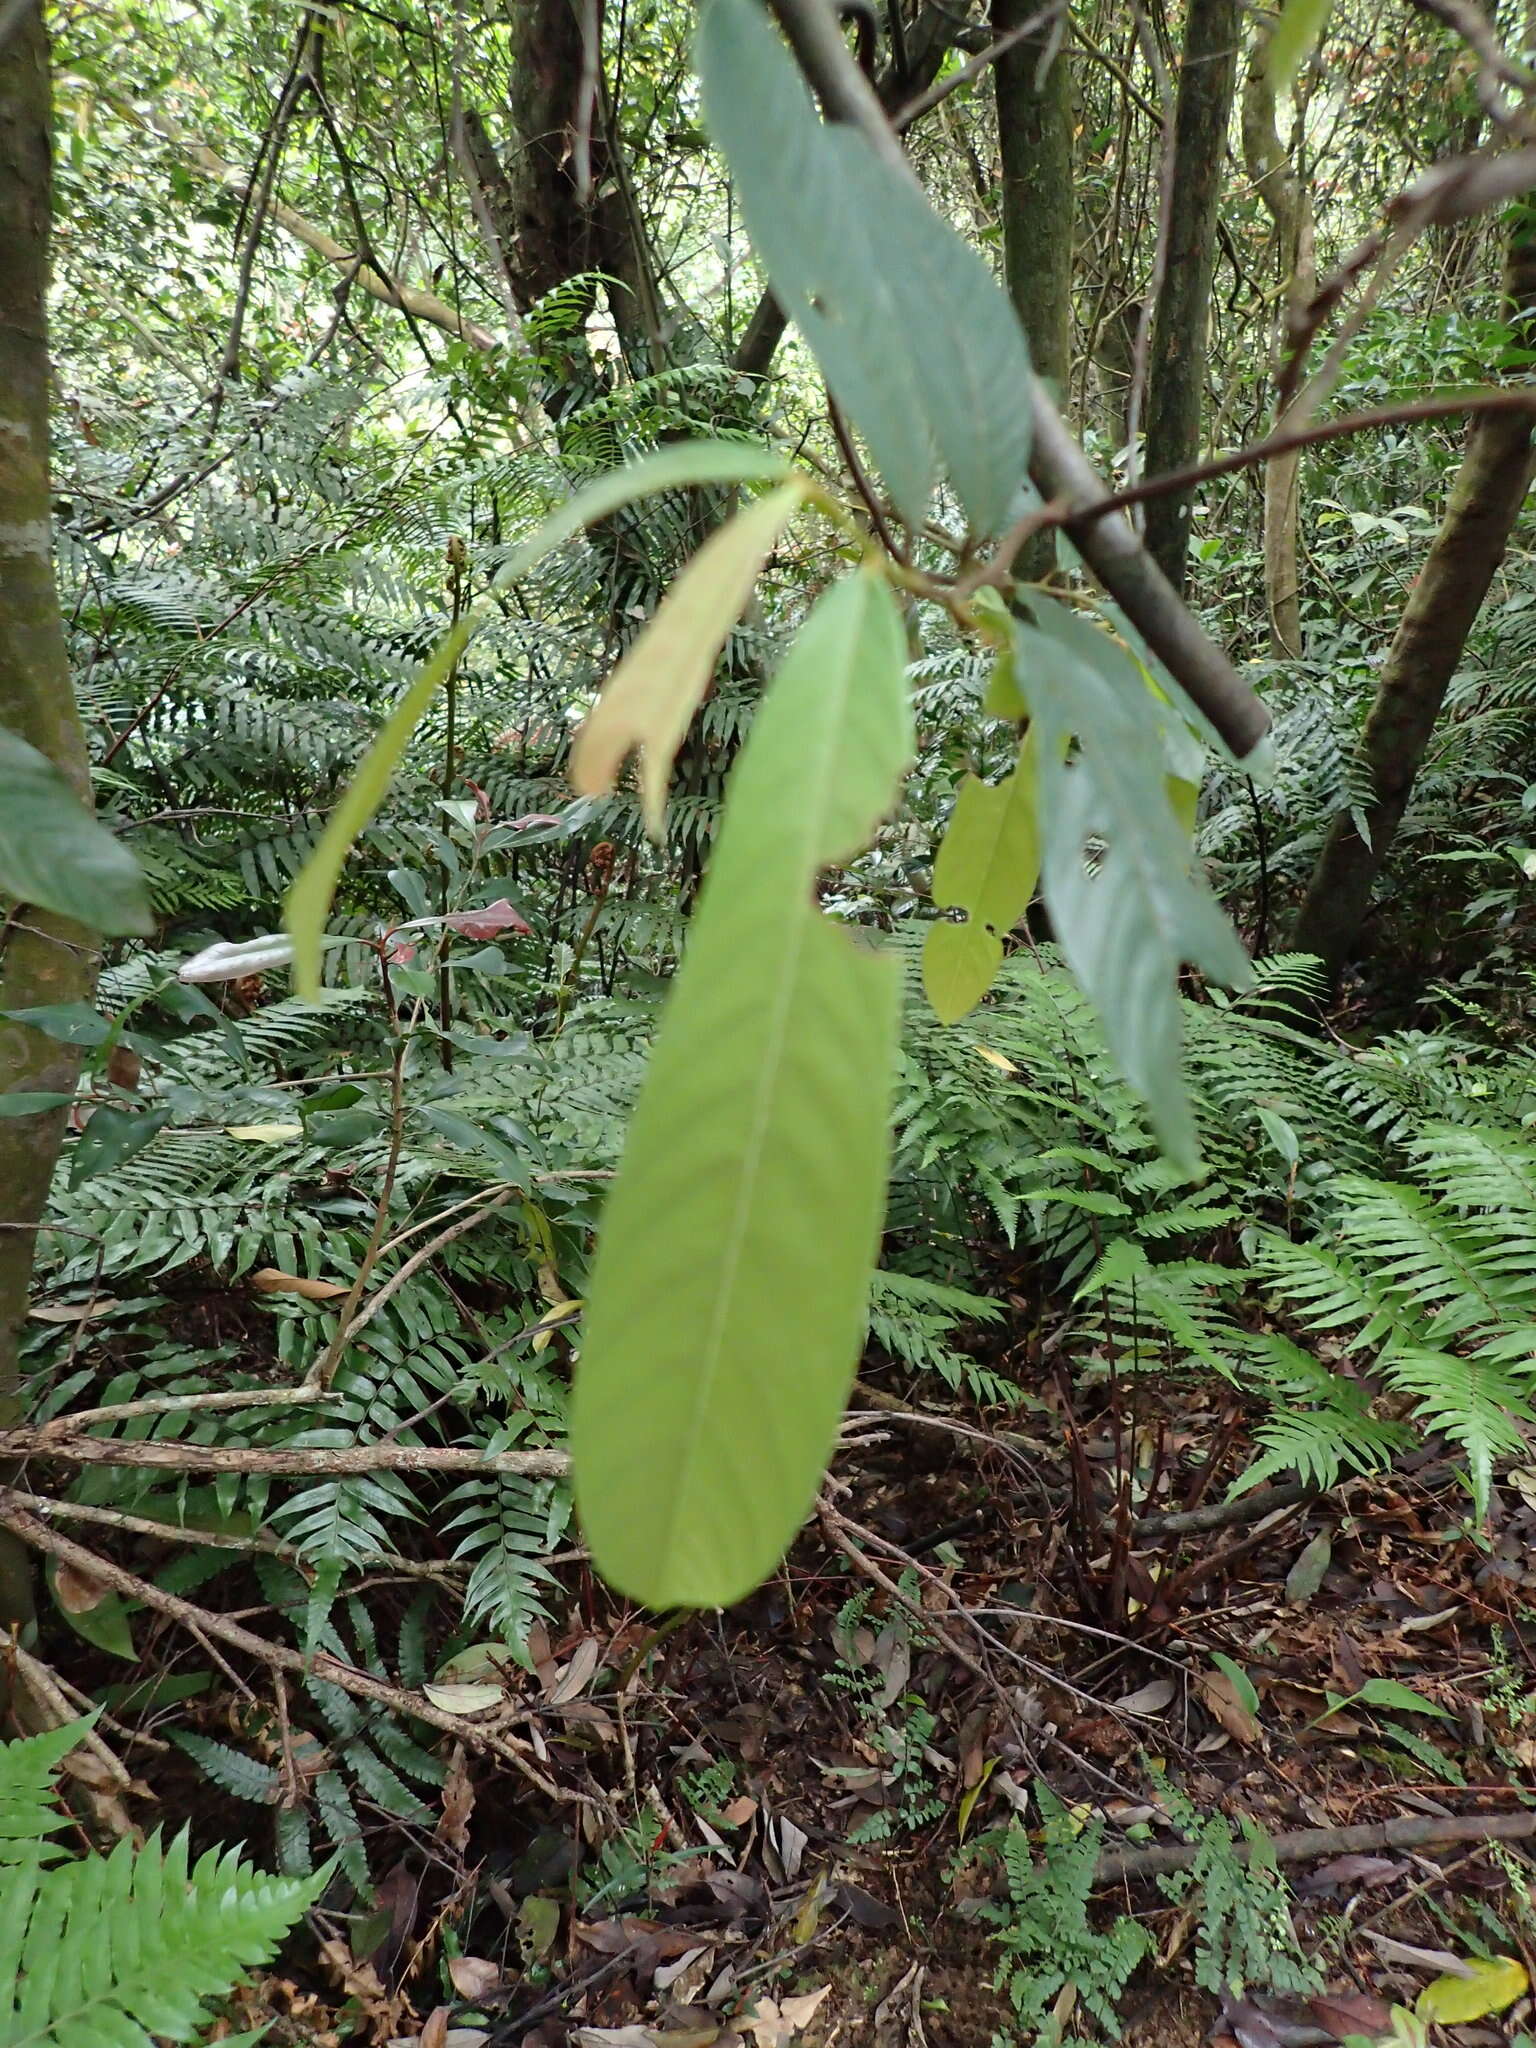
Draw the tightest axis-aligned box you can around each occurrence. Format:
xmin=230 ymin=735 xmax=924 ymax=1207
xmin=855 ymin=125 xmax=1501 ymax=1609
xmin=1068 ymin=387 xmax=1536 ymax=524
xmin=38 ymin=1384 xmax=337 ymax=1435
xmin=309 ymin=1038 xmax=410 ymax=1387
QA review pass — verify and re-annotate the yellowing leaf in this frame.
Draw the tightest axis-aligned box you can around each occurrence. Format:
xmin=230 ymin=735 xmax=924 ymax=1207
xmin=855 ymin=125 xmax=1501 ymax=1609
xmin=922 ymin=732 xmax=1041 ymax=1023
xmin=1416 ymin=1955 xmax=1528 ymax=2024
xmin=572 ymin=480 xmax=807 ymax=837
xmin=957 ymin=1754 xmax=998 ymax=1840
xmin=973 ymin=1045 xmax=1018 ymax=1074
xmin=527 ymin=1298 xmax=584 ymax=1352
xmin=250 ymin=1267 xmax=350 ymax=1302
xmin=226 ymin=1123 xmax=304 ymax=1143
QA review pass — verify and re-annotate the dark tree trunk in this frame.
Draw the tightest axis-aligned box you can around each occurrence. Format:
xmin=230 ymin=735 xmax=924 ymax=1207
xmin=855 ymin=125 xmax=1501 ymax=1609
xmin=1292 ymin=208 xmax=1536 ymax=981
xmin=993 ymin=0 xmax=1073 ymax=398
xmin=1141 ymin=0 xmax=1240 ymax=593
xmin=992 ymin=0 xmax=1072 ymax=579
xmin=0 ymin=4 xmax=99 ymax=1635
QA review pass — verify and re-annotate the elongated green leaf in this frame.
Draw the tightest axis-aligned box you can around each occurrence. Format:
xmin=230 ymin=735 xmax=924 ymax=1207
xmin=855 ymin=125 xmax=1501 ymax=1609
xmin=572 ymin=479 xmax=807 ymax=836
xmin=0 ymin=730 xmax=153 ymax=937
xmin=923 ymin=733 xmax=1041 ymax=1024
xmin=1268 ymin=0 xmax=1331 ymax=96
xmin=572 ymin=563 xmax=913 ymax=1608
xmin=1013 ymin=599 xmax=1250 ymax=1171
xmin=697 ymin=0 xmax=1031 ymax=533
xmin=286 ymin=441 xmax=789 ymax=993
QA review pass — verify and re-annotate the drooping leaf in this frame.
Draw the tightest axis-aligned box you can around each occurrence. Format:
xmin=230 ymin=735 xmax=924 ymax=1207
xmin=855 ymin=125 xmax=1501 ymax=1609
xmin=1268 ymin=0 xmax=1332 ymax=97
xmin=286 ymin=441 xmax=790 ymax=993
xmin=0 ymin=728 xmax=154 ymax=936
xmin=922 ymin=732 xmax=1041 ymax=1023
xmin=1011 ymin=599 xmax=1250 ymax=1170
xmin=573 ymin=479 xmax=808 ymax=836
xmin=572 ymin=563 xmax=913 ymax=1608
xmin=1416 ymin=1955 xmax=1528 ymax=2024
xmin=697 ymin=0 xmax=1031 ymax=533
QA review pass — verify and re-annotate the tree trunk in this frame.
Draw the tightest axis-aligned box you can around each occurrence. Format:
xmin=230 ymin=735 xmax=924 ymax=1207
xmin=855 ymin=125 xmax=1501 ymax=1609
xmin=993 ymin=0 xmax=1073 ymax=397
xmin=1242 ymin=22 xmax=1314 ymax=658
xmin=993 ymin=0 xmax=1072 ymax=581
xmin=1141 ymin=0 xmax=1240 ymax=593
xmin=0 ymin=4 xmax=99 ymax=1636
xmin=1292 ymin=207 xmax=1536 ymax=981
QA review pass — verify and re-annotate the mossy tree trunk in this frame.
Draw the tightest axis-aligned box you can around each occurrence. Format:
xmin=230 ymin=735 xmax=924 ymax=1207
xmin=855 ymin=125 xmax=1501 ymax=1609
xmin=1292 ymin=208 xmax=1536 ymax=981
xmin=1141 ymin=0 xmax=1240 ymax=592
xmin=0 ymin=5 xmax=100 ymax=1636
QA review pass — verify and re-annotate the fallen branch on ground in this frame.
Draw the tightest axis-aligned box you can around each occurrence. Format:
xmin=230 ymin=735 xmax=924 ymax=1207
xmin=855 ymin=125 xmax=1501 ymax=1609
xmin=1095 ymin=1808 xmax=1536 ymax=1886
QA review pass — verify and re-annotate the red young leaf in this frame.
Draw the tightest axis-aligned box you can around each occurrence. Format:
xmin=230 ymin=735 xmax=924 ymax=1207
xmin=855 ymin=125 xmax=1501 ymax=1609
xmin=444 ymin=898 xmax=533 ymax=941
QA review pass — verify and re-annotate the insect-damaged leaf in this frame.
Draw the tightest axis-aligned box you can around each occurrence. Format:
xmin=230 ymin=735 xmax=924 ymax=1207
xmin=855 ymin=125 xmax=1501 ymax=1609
xmin=697 ymin=0 xmax=1031 ymax=534
xmin=572 ymin=565 xmax=913 ymax=1608
xmin=572 ymin=480 xmax=807 ymax=836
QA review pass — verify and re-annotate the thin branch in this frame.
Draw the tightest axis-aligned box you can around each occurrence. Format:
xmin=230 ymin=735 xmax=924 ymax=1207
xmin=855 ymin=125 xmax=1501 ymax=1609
xmin=1070 ymin=387 xmax=1536 ymax=523
xmin=764 ymin=0 xmax=1270 ymax=763
xmin=38 ymin=1384 xmax=337 ymax=1435
xmin=0 ymin=1491 xmax=585 ymax=1806
xmin=891 ymin=1 xmax=1062 ymax=130
xmin=1 ymin=1432 xmax=571 ymax=1478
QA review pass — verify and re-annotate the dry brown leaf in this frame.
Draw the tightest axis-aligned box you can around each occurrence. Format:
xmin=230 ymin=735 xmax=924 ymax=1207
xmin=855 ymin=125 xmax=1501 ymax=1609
xmin=1309 ymin=1989 xmax=1395 ymax=2041
xmin=53 ymin=1558 xmax=113 ymax=1615
xmin=743 ymin=1985 xmax=831 ymax=2048
xmin=437 ymin=1743 xmax=476 ymax=1858
xmin=28 ymin=1297 xmax=119 ymax=1323
xmin=250 ymin=1266 xmax=351 ymax=1301
xmin=446 ymin=1957 xmax=502 ymax=2000
xmin=1197 ymin=1672 xmax=1260 ymax=1745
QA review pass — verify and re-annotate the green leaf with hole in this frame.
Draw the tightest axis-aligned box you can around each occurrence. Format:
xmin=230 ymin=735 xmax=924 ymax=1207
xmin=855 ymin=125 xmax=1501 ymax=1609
xmin=286 ymin=441 xmax=789 ymax=994
xmin=0 ymin=729 xmax=153 ymax=935
xmin=572 ymin=563 xmax=913 ymax=1608
xmin=697 ymin=0 xmax=1031 ymax=533
xmin=68 ymin=1104 xmax=174 ymax=1188
xmin=923 ymin=733 xmax=1041 ymax=1024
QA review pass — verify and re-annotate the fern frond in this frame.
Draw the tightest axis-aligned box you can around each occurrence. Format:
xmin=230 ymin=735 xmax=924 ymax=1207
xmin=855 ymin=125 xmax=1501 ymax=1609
xmin=0 ymin=1828 xmax=321 ymax=2047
